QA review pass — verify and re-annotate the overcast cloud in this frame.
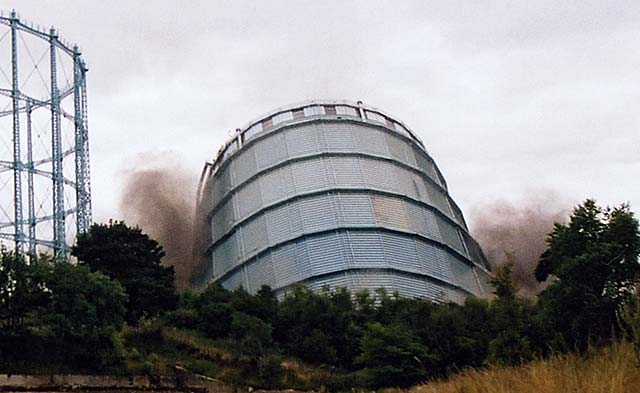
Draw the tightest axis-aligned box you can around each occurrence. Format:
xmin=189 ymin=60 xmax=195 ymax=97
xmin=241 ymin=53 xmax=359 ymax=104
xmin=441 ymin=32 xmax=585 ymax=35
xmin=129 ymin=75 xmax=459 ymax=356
xmin=2 ymin=0 xmax=638 ymax=226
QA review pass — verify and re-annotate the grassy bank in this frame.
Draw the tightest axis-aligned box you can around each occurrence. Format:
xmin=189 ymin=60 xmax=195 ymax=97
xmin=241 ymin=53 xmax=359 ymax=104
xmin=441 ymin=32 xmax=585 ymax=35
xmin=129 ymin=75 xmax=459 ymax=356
xmin=408 ymin=341 xmax=640 ymax=393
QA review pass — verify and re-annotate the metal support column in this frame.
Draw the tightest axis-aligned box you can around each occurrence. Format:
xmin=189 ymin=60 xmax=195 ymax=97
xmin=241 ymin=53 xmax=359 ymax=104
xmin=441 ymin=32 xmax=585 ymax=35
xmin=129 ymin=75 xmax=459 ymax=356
xmin=73 ymin=46 xmax=85 ymax=234
xmin=49 ymin=28 xmax=64 ymax=257
xmin=11 ymin=11 xmax=24 ymax=253
xmin=26 ymin=100 xmax=36 ymax=255
xmin=80 ymin=60 xmax=92 ymax=226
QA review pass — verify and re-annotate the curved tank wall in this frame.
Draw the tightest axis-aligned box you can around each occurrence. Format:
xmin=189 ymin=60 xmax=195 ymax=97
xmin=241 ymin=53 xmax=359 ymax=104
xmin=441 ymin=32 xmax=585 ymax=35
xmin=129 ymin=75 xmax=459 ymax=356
xmin=195 ymin=100 xmax=491 ymax=302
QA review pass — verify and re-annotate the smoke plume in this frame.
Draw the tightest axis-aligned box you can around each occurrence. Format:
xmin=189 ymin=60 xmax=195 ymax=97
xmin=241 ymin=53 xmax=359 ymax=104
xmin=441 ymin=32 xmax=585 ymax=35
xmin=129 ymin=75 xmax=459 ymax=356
xmin=469 ymin=194 xmax=571 ymax=297
xmin=119 ymin=156 xmax=199 ymax=289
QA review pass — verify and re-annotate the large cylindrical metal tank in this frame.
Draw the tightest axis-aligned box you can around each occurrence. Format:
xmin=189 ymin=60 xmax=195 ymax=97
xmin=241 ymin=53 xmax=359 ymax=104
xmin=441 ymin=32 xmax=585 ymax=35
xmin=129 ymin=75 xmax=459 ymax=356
xmin=195 ymin=100 xmax=491 ymax=302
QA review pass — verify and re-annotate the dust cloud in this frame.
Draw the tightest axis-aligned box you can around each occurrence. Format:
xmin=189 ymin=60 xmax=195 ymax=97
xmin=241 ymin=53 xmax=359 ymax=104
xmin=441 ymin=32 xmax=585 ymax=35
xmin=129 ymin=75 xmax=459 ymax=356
xmin=119 ymin=158 xmax=200 ymax=289
xmin=469 ymin=194 xmax=571 ymax=297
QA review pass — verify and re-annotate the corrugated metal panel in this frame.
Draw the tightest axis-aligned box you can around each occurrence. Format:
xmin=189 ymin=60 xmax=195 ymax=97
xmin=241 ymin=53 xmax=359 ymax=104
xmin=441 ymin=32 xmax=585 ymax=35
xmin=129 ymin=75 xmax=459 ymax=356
xmin=437 ymin=218 xmax=465 ymax=254
xmin=389 ymin=274 xmax=430 ymax=300
xmin=404 ymin=203 xmax=443 ymax=242
xmin=328 ymin=157 xmax=365 ymax=187
xmin=450 ymin=202 xmax=467 ymax=229
xmin=286 ymin=201 xmax=305 ymax=238
xmin=434 ymin=166 xmax=448 ymax=190
xmin=338 ymin=231 xmax=356 ymax=268
xmin=246 ymin=254 xmax=276 ymax=292
xmin=323 ymin=123 xmax=355 ymax=151
xmin=446 ymin=288 xmax=467 ymax=304
xmin=272 ymin=241 xmax=309 ymax=287
xmin=265 ymin=203 xmax=294 ymax=245
xmin=362 ymin=160 xmax=399 ymax=191
xmin=425 ymin=181 xmax=452 ymax=216
xmin=371 ymin=194 xmax=409 ymax=230
xmin=397 ymin=169 xmax=420 ymax=199
xmin=336 ymin=193 xmax=375 ymax=226
xmin=448 ymin=254 xmax=480 ymax=294
xmin=220 ymin=268 xmax=245 ymax=291
xmin=382 ymin=232 xmax=421 ymax=273
xmin=306 ymin=272 xmax=352 ymax=292
xmin=385 ymin=133 xmax=409 ymax=162
xmin=406 ymin=202 xmax=426 ymax=235
xmin=352 ymin=271 xmax=393 ymax=291
xmin=285 ymin=124 xmax=322 ymax=156
xmin=403 ymin=145 xmax=418 ymax=166
xmin=475 ymin=269 xmax=493 ymax=296
xmin=233 ymin=148 xmax=257 ymax=186
xmin=259 ymin=169 xmax=287 ymax=205
xmin=299 ymin=194 xmax=338 ymax=232
xmin=409 ymin=173 xmax=426 ymax=202
xmin=212 ymin=167 xmax=233 ymax=203
xmin=255 ymin=132 xmax=287 ymax=169
xmin=212 ymin=200 xmax=235 ymax=241
xmin=349 ymin=231 xmax=386 ymax=268
xmin=463 ymin=233 xmax=487 ymax=268
xmin=214 ymin=233 xmax=240 ymax=275
xmin=237 ymin=180 xmax=262 ymax=218
xmin=240 ymin=213 xmax=268 ymax=256
xmin=306 ymin=233 xmax=348 ymax=276
xmin=413 ymin=148 xmax=438 ymax=182
xmin=353 ymin=128 xmax=389 ymax=156
xmin=292 ymin=158 xmax=328 ymax=193
xmin=421 ymin=208 xmax=443 ymax=241
xmin=415 ymin=240 xmax=454 ymax=282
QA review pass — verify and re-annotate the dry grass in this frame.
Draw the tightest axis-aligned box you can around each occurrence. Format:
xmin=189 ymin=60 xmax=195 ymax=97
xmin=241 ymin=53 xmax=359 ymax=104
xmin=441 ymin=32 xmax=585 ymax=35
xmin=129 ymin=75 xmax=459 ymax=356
xmin=162 ymin=328 xmax=235 ymax=363
xmin=408 ymin=342 xmax=640 ymax=393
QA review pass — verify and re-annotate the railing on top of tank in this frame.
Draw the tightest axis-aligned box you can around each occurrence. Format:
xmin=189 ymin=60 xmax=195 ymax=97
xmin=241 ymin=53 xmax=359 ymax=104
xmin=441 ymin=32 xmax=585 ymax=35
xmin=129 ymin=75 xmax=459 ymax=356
xmin=213 ymin=103 xmax=426 ymax=168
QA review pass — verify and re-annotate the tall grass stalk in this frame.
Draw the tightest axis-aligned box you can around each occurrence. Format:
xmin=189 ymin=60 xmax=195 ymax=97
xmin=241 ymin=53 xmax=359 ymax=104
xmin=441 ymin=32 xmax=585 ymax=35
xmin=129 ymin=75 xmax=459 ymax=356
xmin=408 ymin=341 xmax=640 ymax=393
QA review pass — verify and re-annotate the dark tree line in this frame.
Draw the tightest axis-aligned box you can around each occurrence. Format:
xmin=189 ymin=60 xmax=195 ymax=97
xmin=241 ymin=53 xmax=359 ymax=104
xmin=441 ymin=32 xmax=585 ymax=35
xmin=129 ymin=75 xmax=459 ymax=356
xmin=0 ymin=200 xmax=638 ymax=389
xmin=160 ymin=199 xmax=639 ymax=388
xmin=0 ymin=252 xmax=126 ymax=371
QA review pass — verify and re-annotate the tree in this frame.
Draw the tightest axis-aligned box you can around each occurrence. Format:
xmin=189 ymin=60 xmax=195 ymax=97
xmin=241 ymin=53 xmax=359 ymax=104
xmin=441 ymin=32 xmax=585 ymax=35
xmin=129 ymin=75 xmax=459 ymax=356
xmin=489 ymin=256 xmax=517 ymax=299
xmin=535 ymin=199 xmax=640 ymax=349
xmin=193 ymin=282 xmax=234 ymax=338
xmin=0 ymin=252 xmax=127 ymax=372
xmin=72 ymin=221 xmax=178 ymax=324
xmin=356 ymin=322 xmax=432 ymax=388
xmin=44 ymin=261 xmax=128 ymax=369
xmin=486 ymin=256 xmax=539 ymax=365
xmin=0 ymin=249 xmax=48 ymax=332
xmin=273 ymin=285 xmax=358 ymax=366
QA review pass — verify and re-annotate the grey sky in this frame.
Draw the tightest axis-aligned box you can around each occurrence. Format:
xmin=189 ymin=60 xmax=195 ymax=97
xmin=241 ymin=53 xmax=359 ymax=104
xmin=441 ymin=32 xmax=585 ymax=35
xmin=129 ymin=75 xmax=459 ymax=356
xmin=3 ymin=1 xmax=638 ymax=225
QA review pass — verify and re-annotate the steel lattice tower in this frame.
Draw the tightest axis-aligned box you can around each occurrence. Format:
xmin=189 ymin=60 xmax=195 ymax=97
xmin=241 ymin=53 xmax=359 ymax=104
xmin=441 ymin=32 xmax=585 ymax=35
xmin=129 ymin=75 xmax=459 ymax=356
xmin=0 ymin=11 xmax=91 ymax=257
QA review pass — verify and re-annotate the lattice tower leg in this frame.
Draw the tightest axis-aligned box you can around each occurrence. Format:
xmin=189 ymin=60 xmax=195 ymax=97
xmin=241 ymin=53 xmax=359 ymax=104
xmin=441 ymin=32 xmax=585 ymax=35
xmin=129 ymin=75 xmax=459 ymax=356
xmin=11 ymin=11 xmax=24 ymax=252
xmin=49 ymin=28 xmax=64 ymax=257
xmin=26 ymin=100 xmax=35 ymax=256
xmin=79 ymin=61 xmax=91 ymax=227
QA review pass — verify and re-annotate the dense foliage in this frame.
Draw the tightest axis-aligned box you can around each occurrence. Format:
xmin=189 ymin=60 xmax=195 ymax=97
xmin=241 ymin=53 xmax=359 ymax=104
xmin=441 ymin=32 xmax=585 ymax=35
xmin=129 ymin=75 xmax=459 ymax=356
xmin=535 ymin=200 xmax=640 ymax=350
xmin=0 ymin=200 xmax=638 ymax=390
xmin=0 ymin=251 xmax=126 ymax=372
xmin=72 ymin=220 xmax=178 ymax=324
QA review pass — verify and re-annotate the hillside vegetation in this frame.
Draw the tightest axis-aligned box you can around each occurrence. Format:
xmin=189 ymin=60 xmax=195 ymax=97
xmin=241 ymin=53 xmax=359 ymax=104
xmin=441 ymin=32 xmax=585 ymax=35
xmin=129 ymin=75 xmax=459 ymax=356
xmin=1 ymin=199 xmax=639 ymax=391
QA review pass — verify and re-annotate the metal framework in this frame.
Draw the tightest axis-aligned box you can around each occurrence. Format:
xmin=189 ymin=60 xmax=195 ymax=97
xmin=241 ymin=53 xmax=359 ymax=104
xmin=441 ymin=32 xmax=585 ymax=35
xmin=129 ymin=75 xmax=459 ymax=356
xmin=0 ymin=11 xmax=91 ymax=257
